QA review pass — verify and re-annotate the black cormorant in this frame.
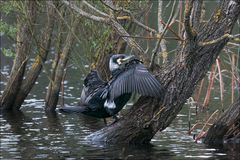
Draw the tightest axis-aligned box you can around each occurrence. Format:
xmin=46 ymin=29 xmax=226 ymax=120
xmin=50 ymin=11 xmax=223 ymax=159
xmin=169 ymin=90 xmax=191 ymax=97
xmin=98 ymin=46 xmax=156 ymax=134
xmin=60 ymin=54 xmax=164 ymax=119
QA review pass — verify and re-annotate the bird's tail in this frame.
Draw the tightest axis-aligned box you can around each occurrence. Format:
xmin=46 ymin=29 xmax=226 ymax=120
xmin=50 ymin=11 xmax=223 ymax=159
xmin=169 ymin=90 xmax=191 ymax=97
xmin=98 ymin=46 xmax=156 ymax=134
xmin=59 ymin=104 xmax=86 ymax=113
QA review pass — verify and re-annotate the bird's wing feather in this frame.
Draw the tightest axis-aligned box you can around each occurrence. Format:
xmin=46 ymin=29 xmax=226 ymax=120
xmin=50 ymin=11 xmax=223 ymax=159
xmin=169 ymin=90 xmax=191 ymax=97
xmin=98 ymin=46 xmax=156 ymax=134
xmin=80 ymin=70 xmax=107 ymax=104
xmin=84 ymin=70 xmax=106 ymax=88
xmin=109 ymin=63 xmax=163 ymax=100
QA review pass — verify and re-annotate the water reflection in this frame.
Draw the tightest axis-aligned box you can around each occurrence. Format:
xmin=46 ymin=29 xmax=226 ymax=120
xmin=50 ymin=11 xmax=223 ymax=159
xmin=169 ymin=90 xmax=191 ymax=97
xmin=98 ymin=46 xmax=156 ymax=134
xmin=1 ymin=106 xmax=238 ymax=159
xmin=45 ymin=111 xmax=64 ymax=134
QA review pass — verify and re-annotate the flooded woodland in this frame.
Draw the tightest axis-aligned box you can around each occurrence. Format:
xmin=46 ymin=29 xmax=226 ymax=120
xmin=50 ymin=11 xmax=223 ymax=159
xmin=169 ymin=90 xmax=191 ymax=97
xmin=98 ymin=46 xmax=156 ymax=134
xmin=0 ymin=1 xmax=239 ymax=159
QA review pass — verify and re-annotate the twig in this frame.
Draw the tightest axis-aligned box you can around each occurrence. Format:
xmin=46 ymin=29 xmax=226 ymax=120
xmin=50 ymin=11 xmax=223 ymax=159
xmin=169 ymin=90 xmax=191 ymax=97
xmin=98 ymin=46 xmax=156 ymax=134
xmin=196 ymin=78 xmax=204 ymax=103
xmin=62 ymin=0 xmax=107 ymax=23
xmin=159 ymin=19 xmax=184 ymax=41
xmin=199 ymin=33 xmax=240 ymax=46
xmin=194 ymin=109 xmax=219 ymax=142
xmin=82 ymin=0 xmax=109 ymax=17
xmin=149 ymin=0 xmax=177 ymax=69
xmin=100 ymin=0 xmax=158 ymax=34
xmin=120 ymin=35 xmax=182 ymax=41
xmin=203 ymin=64 xmax=216 ymax=108
xmin=216 ymin=57 xmax=224 ymax=110
xmin=231 ymin=54 xmax=236 ymax=103
xmin=188 ymin=122 xmax=213 ymax=135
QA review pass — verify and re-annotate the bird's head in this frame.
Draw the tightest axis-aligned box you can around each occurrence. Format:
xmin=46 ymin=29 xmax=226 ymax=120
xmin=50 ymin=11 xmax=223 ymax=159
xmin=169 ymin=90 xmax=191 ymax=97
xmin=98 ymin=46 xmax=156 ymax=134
xmin=109 ymin=54 xmax=135 ymax=72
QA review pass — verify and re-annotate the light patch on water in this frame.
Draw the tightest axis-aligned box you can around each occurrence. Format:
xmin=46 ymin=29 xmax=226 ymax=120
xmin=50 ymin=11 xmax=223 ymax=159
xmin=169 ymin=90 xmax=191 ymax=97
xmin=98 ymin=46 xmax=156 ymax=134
xmin=185 ymin=155 xmax=212 ymax=158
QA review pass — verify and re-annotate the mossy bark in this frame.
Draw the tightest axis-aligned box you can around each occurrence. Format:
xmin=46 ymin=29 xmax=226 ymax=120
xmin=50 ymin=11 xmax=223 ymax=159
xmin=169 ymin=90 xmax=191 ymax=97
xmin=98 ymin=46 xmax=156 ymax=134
xmin=0 ymin=1 xmax=37 ymax=110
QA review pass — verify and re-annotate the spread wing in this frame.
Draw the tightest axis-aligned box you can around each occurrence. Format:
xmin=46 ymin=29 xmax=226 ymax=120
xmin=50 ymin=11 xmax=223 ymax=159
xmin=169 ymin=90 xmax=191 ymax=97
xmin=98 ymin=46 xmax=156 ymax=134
xmin=80 ymin=70 xmax=107 ymax=104
xmin=109 ymin=63 xmax=163 ymax=100
xmin=84 ymin=70 xmax=105 ymax=88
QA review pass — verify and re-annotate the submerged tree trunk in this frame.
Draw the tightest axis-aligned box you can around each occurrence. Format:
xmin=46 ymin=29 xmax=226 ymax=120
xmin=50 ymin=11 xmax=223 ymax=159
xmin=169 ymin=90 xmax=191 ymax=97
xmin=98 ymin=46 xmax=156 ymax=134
xmin=12 ymin=3 xmax=57 ymax=110
xmin=204 ymin=99 xmax=240 ymax=146
xmin=0 ymin=1 xmax=37 ymax=110
xmin=86 ymin=0 xmax=240 ymax=144
xmin=45 ymin=17 xmax=80 ymax=111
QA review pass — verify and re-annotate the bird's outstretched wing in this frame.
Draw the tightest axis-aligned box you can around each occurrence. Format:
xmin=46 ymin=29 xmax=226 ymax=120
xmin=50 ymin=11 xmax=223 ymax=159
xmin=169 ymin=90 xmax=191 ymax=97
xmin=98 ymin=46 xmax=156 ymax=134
xmin=84 ymin=70 xmax=106 ymax=88
xmin=80 ymin=70 xmax=107 ymax=104
xmin=109 ymin=62 xmax=163 ymax=100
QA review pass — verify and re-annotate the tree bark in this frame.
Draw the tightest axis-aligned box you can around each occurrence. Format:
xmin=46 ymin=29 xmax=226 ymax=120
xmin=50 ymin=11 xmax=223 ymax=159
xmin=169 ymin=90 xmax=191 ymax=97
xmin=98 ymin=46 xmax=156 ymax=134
xmin=45 ymin=16 xmax=80 ymax=111
xmin=203 ymin=98 xmax=240 ymax=146
xmin=0 ymin=1 xmax=37 ymax=110
xmin=12 ymin=2 xmax=57 ymax=110
xmin=86 ymin=0 xmax=240 ymax=144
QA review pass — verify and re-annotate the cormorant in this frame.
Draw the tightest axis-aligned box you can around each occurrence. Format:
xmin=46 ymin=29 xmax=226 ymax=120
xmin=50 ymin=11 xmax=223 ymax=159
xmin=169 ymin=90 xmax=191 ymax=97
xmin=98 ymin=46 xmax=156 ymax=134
xmin=60 ymin=54 xmax=164 ymax=119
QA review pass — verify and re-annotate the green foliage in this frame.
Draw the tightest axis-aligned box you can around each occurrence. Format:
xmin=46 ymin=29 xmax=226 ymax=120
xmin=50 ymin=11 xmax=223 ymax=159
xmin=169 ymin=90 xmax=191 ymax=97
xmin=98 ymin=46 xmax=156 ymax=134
xmin=0 ymin=1 xmax=16 ymax=15
xmin=1 ymin=48 xmax=15 ymax=57
xmin=0 ymin=20 xmax=17 ymax=38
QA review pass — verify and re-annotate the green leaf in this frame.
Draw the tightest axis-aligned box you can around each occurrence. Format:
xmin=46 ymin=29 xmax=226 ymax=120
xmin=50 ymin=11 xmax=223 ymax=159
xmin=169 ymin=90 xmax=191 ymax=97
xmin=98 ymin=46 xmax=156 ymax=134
xmin=2 ymin=48 xmax=15 ymax=57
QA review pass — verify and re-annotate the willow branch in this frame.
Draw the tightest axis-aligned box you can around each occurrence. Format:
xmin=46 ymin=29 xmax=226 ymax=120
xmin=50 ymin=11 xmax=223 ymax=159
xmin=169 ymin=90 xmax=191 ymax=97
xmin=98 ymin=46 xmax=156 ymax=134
xmin=62 ymin=0 xmax=146 ymax=58
xmin=120 ymin=35 xmax=182 ymax=40
xmin=192 ymin=0 xmax=203 ymax=29
xmin=198 ymin=34 xmax=240 ymax=46
xmin=184 ymin=0 xmax=196 ymax=41
xmin=62 ymin=0 xmax=107 ymax=23
xmin=82 ymin=0 xmax=109 ymax=17
xmin=100 ymin=0 xmax=157 ymax=34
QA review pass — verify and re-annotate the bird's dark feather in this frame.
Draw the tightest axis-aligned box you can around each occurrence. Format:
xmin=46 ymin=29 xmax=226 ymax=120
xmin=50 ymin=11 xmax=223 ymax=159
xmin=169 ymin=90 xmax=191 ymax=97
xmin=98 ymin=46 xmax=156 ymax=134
xmin=109 ymin=59 xmax=163 ymax=100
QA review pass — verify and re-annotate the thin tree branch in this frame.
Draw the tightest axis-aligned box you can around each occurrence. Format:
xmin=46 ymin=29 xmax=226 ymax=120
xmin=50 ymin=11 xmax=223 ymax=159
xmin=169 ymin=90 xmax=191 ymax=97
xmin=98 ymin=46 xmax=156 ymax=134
xmin=82 ymin=0 xmax=109 ymax=17
xmin=160 ymin=19 xmax=184 ymax=41
xmin=198 ymin=33 xmax=240 ymax=46
xmin=62 ymin=0 xmax=107 ymax=23
xmin=157 ymin=0 xmax=168 ymax=65
xmin=149 ymin=0 xmax=177 ymax=69
xmin=100 ymin=0 xmax=158 ymax=34
xmin=62 ymin=0 xmax=146 ymax=59
xmin=120 ymin=35 xmax=182 ymax=41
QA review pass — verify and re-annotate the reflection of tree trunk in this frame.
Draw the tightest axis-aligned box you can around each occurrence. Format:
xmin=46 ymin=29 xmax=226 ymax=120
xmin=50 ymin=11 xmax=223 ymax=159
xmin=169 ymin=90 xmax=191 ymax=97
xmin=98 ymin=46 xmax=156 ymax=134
xmin=45 ymin=111 xmax=64 ymax=133
xmin=12 ymin=3 xmax=56 ymax=110
xmin=204 ymin=98 xmax=240 ymax=146
xmin=87 ymin=0 xmax=240 ymax=144
xmin=0 ymin=1 xmax=37 ymax=110
xmin=45 ymin=17 xmax=80 ymax=111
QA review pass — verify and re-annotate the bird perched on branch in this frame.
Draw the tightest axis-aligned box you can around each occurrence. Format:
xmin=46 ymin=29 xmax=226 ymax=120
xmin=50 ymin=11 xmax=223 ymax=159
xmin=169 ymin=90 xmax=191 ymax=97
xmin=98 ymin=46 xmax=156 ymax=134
xmin=60 ymin=54 xmax=164 ymax=122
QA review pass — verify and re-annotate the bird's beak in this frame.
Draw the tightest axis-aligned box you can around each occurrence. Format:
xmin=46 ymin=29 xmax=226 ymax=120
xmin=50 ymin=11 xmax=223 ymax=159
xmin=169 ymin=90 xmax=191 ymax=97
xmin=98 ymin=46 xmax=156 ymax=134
xmin=120 ymin=55 xmax=135 ymax=63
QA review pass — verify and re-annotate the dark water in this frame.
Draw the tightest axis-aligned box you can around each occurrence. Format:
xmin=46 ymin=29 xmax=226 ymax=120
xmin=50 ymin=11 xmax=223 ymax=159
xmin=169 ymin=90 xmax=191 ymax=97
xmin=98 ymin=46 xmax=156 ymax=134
xmin=1 ymin=63 xmax=239 ymax=159
xmin=0 ymin=101 xmax=239 ymax=160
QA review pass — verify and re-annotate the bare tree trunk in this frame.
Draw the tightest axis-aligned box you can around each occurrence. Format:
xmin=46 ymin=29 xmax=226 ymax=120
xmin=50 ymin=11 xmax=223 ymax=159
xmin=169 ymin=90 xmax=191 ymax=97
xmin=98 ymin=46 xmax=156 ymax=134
xmin=86 ymin=0 xmax=240 ymax=144
xmin=12 ymin=2 xmax=57 ymax=110
xmin=203 ymin=98 xmax=240 ymax=146
xmin=45 ymin=17 xmax=80 ymax=112
xmin=0 ymin=1 xmax=37 ymax=110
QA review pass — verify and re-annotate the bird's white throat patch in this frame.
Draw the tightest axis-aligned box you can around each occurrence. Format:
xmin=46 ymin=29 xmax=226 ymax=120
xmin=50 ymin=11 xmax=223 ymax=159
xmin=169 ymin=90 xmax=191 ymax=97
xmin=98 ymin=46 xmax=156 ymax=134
xmin=104 ymin=100 xmax=116 ymax=109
